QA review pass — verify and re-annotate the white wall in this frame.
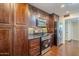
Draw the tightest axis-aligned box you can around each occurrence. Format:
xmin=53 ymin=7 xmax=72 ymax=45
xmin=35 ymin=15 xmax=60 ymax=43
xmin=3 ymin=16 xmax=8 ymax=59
xmin=59 ymin=13 xmax=79 ymax=44
xmin=67 ymin=20 xmax=73 ymax=41
xmin=59 ymin=17 xmax=65 ymax=44
xmin=63 ymin=19 xmax=73 ymax=41
xmin=57 ymin=20 xmax=63 ymax=45
xmin=71 ymin=20 xmax=79 ymax=40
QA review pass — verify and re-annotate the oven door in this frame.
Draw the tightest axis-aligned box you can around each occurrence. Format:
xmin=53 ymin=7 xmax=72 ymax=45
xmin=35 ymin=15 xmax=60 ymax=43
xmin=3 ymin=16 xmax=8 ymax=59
xmin=41 ymin=39 xmax=51 ymax=55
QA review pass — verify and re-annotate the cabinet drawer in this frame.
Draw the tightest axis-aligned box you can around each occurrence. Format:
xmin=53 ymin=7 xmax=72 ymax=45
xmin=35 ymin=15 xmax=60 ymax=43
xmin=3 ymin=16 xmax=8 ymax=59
xmin=29 ymin=48 xmax=40 ymax=56
xmin=29 ymin=39 xmax=40 ymax=43
xmin=29 ymin=39 xmax=40 ymax=48
xmin=29 ymin=38 xmax=41 ymax=56
xmin=29 ymin=44 xmax=40 ymax=48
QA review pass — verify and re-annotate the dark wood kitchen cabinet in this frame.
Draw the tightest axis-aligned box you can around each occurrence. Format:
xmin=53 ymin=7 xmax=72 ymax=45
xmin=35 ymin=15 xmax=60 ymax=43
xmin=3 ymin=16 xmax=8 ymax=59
xmin=0 ymin=3 xmax=13 ymax=56
xmin=0 ymin=27 xmax=12 ymax=56
xmin=28 ymin=38 xmax=41 ymax=56
xmin=13 ymin=27 xmax=28 ymax=55
xmin=13 ymin=4 xmax=29 ymax=56
xmin=0 ymin=3 xmax=29 ymax=56
xmin=49 ymin=14 xmax=59 ymax=46
xmin=15 ymin=4 xmax=28 ymax=25
xmin=0 ymin=4 xmax=10 ymax=24
xmin=0 ymin=3 xmax=56 ymax=56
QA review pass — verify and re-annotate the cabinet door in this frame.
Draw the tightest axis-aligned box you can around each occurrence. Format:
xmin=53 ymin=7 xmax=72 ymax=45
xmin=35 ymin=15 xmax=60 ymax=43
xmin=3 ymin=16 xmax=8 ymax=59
xmin=0 ymin=4 xmax=12 ymax=24
xmin=0 ymin=27 xmax=12 ymax=56
xmin=15 ymin=4 xmax=28 ymax=25
xmin=14 ymin=27 xmax=28 ymax=55
xmin=14 ymin=4 xmax=29 ymax=56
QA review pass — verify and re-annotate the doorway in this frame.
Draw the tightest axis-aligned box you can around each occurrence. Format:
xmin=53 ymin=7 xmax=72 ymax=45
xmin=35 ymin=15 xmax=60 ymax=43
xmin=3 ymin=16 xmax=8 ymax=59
xmin=65 ymin=18 xmax=79 ymax=42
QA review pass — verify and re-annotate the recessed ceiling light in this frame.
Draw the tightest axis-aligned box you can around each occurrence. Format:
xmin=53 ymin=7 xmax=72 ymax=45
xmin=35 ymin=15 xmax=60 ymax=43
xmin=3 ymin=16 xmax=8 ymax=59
xmin=61 ymin=4 xmax=65 ymax=8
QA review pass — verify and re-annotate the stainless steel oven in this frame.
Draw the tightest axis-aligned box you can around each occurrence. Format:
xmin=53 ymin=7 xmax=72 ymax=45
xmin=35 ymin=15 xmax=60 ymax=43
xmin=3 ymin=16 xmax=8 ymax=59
xmin=41 ymin=34 xmax=51 ymax=55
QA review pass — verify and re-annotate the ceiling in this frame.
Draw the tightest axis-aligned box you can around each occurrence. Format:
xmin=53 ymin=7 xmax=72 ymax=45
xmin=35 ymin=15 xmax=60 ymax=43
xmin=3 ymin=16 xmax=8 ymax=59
xmin=30 ymin=3 xmax=79 ymax=16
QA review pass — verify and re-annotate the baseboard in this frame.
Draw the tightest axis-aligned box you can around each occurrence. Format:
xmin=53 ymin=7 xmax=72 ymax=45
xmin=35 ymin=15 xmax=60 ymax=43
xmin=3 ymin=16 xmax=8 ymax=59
xmin=65 ymin=39 xmax=72 ymax=42
xmin=68 ymin=40 xmax=72 ymax=42
xmin=72 ymin=40 xmax=79 ymax=42
xmin=58 ymin=43 xmax=63 ymax=47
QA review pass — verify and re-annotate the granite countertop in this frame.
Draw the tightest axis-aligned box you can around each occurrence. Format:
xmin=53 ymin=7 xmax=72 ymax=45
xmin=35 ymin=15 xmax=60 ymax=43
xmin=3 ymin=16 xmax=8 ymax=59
xmin=28 ymin=33 xmax=54 ymax=39
xmin=28 ymin=34 xmax=41 ymax=39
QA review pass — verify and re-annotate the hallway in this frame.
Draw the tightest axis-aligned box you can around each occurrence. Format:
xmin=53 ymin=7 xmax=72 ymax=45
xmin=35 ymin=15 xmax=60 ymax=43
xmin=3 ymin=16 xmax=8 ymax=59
xmin=44 ymin=40 xmax=79 ymax=56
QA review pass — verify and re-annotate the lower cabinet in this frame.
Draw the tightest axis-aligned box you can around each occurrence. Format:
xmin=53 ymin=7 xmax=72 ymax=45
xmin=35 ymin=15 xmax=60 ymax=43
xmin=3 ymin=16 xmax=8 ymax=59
xmin=28 ymin=38 xmax=41 ymax=56
xmin=0 ymin=27 xmax=12 ymax=56
xmin=14 ymin=27 xmax=28 ymax=56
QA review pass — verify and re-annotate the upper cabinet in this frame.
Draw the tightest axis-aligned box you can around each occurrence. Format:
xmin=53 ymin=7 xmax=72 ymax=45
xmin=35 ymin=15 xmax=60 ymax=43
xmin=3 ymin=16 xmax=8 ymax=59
xmin=0 ymin=4 xmax=12 ymax=24
xmin=15 ymin=4 xmax=29 ymax=25
xmin=47 ymin=14 xmax=59 ymax=33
